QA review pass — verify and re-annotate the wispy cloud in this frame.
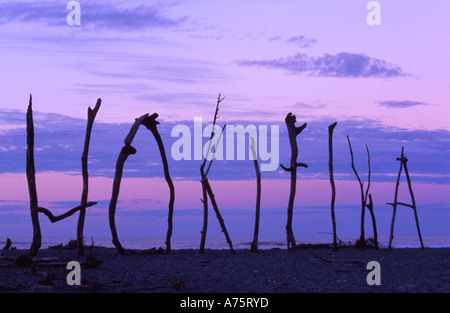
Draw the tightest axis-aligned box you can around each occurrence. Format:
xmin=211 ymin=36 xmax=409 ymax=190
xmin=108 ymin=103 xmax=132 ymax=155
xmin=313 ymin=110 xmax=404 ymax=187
xmin=236 ymin=52 xmax=405 ymax=78
xmin=286 ymin=35 xmax=317 ymax=48
xmin=377 ymin=100 xmax=429 ymax=108
xmin=0 ymin=1 xmax=185 ymax=31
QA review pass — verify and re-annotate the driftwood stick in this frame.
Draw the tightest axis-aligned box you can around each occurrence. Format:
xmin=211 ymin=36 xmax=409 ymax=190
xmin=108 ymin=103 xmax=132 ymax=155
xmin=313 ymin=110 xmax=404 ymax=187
xmin=366 ymin=194 xmax=378 ymax=250
xmin=142 ymin=113 xmax=176 ymax=254
xmin=283 ymin=113 xmax=308 ymax=250
xmin=77 ymin=98 xmax=101 ymax=257
xmin=26 ymin=95 xmax=41 ymax=257
xmin=204 ymin=125 xmax=226 ymax=178
xmin=39 ymin=202 xmax=97 ymax=223
xmin=250 ymin=137 xmax=261 ymax=252
xmin=388 ymin=147 xmax=405 ymax=249
xmin=204 ymin=179 xmax=235 ymax=253
xmin=109 ymin=145 xmax=137 ymax=255
xmin=402 ymin=156 xmax=424 ymax=249
xmin=328 ymin=122 xmax=338 ymax=251
xmin=124 ymin=114 xmax=150 ymax=146
xmin=364 ymin=144 xmax=378 ymax=248
xmin=387 ymin=202 xmax=414 ymax=209
xmin=199 ymin=95 xmax=228 ymax=253
xmin=199 ymin=171 xmax=209 ymax=253
xmin=347 ymin=135 xmax=366 ymax=250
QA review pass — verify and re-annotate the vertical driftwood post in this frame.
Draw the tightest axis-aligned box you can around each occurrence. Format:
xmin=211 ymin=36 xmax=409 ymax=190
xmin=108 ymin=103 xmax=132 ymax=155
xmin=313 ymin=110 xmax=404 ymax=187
xmin=199 ymin=170 xmax=209 ymax=253
xmin=26 ymin=95 xmax=41 ymax=257
xmin=347 ymin=135 xmax=366 ymax=249
xmin=366 ymin=194 xmax=378 ymax=250
xmin=250 ymin=137 xmax=261 ymax=252
xmin=281 ymin=113 xmax=308 ymax=250
xmin=388 ymin=147 xmax=424 ymax=249
xmin=77 ymin=98 xmax=101 ymax=257
xmin=142 ymin=113 xmax=175 ymax=254
xmin=328 ymin=122 xmax=338 ymax=251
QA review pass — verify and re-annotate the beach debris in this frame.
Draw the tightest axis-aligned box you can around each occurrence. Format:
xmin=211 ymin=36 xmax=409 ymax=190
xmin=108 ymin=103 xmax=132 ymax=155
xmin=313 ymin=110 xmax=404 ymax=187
xmin=387 ymin=147 xmax=424 ymax=249
xmin=281 ymin=113 xmax=308 ymax=250
xmin=2 ymin=238 xmax=13 ymax=250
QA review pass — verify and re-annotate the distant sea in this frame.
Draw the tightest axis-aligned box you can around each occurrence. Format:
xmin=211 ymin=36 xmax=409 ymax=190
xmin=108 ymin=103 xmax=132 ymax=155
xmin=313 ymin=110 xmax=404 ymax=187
xmin=4 ymin=236 xmax=450 ymax=250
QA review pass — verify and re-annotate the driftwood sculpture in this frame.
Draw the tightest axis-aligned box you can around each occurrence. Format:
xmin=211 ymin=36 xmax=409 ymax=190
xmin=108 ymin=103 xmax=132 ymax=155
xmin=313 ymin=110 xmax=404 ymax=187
xmin=26 ymin=95 xmax=97 ymax=256
xmin=328 ymin=122 xmax=338 ymax=251
xmin=199 ymin=95 xmax=234 ymax=253
xmin=108 ymin=113 xmax=175 ymax=255
xmin=77 ymin=99 xmax=101 ymax=257
xmin=281 ymin=113 xmax=308 ymax=250
xmin=387 ymin=147 xmax=424 ymax=249
xmin=347 ymin=136 xmax=378 ymax=249
xmin=250 ymin=137 xmax=262 ymax=252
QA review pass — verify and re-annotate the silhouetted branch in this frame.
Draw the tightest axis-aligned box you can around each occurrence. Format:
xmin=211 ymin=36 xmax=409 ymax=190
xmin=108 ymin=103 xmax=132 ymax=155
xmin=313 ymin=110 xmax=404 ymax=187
xmin=204 ymin=178 xmax=235 ymax=253
xmin=39 ymin=202 xmax=97 ymax=223
xmin=366 ymin=194 xmax=378 ymax=250
xmin=328 ymin=122 xmax=338 ymax=251
xmin=388 ymin=147 xmax=424 ymax=249
xmin=26 ymin=95 xmax=41 ymax=257
xmin=402 ymin=150 xmax=424 ymax=249
xmin=77 ymin=98 xmax=101 ymax=257
xmin=250 ymin=137 xmax=261 ymax=252
xmin=204 ymin=124 xmax=226 ymax=178
xmin=284 ymin=113 xmax=308 ymax=250
xmin=142 ymin=113 xmax=176 ymax=254
xmin=199 ymin=95 xmax=233 ymax=253
xmin=109 ymin=145 xmax=137 ymax=256
xmin=388 ymin=147 xmax=404 ymax=249
xmin=347 ymin=135 xmax=366 ymax=250
xmin=387 ymin=202 xmax=414 ymax=209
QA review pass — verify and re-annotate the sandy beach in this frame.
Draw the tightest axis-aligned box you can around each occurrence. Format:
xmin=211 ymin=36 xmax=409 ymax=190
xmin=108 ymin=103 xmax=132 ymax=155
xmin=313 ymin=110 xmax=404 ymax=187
xmin=0 ymin=246 xmax=449 ymax=293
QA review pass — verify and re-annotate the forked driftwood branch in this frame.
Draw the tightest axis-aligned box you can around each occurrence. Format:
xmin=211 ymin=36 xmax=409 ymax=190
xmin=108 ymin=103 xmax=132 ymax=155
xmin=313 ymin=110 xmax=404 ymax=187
xmin=347 ymin=136 xmax=378 ymax=250
xmin=281 ymin=113 xmax=308 ymax=250
xmin=199 ymin=95 xmax=234 ymax=253
xmin=77 ymin=98 xmax=101 ymax=257
xmin=26 ymin=95 xmax=97 ymax=256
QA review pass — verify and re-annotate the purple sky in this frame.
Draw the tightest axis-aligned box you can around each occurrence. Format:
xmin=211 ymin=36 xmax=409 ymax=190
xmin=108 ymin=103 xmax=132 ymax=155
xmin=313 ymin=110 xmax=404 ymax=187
xmin=0 ymin=1 xmax=449 ymax=245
